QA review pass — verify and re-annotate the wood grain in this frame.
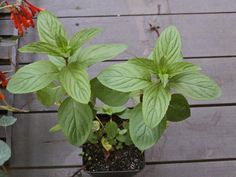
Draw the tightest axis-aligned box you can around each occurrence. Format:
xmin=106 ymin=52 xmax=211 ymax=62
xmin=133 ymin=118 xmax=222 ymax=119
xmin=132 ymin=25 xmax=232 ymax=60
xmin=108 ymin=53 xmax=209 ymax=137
xmin=11 ymin=13 xmax=236 ymax=63
xmin=9 ymin=161 xmax=236 ymax=177
xmin=22 ymin=0 xmax=236 ymax=17
xmin=11 ymin=106 xmax=236 ymax=167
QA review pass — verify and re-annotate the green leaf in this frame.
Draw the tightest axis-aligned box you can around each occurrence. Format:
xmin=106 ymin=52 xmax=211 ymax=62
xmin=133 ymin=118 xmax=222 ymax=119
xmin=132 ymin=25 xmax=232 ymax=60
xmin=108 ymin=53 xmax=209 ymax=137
xmin=168 ymin=62 xmax=201 ymax=77
xmin=0 ymin=140 xmax=11 ymax=166
xmin=7 ymin=61 xmax=59 ymax=94
xmin=91 ymin=78 xmax=129 ymax=107
xmin=19 ymin=42 xmax=67 ymax=57
xmin=55 ymin=34 xmax=68 ymax=49
xmin=153 ymin=26 xmax=182 ymax=65
xmin=0 ymin=116 xmax=17 ymax=127
xmin=105 ymin=121 xmax=118 ymax=139
xmin=92 ymin=121 xmax=100 ymax=132
xmin=70 ymin=44 xmax=128 ymax=66
xmin=118 ymin=108 xmax=133 ymax=120
xmin=58 ymin=97 xmax=93 ymax=146
xmin=49 ymin=124 xmax=61 ymax=133
xmin=129 ymin=104 xmax=167 ymax=151
xmin=37 ymin=10 xmax=67 ymax=45
xmin=95 ymin=105 xmax=126 ymax=115
xmin=159 ymin=74 xmax=169 ymax=87
xmin=170 ymin=73 xmax=222 ymax=100
xmin=101 ymin=137 xmax=112 ymax=151
xmin=48 ymin=55 xmax=66 ymax=70
xmin=69 ymin=28 xmax=102 ymax=54
xmin=166 ymin=94 xmax=191 ymax=122
xmin=36 ymin=84 xmax=65 ymax=107
xmin=59 ymin=63 xmax=91 ymax=104
xmin=143 ymin=84 xmax=171 ymax=128
xmin=127 ymin=58 xmax=156 ymax=73
xmin=98 ymin=63 xmax=152 ymax=92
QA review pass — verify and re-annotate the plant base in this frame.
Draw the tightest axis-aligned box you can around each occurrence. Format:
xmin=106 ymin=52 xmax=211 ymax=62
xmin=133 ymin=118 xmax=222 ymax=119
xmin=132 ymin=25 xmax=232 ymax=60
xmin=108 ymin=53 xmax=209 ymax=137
xmin=83 ymin=143 xmax=145 ymax=177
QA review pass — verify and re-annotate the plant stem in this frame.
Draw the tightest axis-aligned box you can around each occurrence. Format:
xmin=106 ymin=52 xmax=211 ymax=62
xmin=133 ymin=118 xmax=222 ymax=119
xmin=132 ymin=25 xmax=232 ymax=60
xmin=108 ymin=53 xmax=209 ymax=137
xmin=1 ymin=165 xmax=7 ymax=174
xmin=95 ymin=116 xmax=104 ymax=128
xmin=2 ymin=99 xmax=29 ymax=112
xmin=0 ymin=1 xmax=6 ymax=6
xmin=0 ymin=5 xmax=12 ymax=10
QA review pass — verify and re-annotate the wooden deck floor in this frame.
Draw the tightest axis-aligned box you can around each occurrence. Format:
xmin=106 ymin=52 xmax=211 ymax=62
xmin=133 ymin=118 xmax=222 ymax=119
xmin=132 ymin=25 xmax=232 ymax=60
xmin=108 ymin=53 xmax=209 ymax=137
xmin=1 ymin=1 xmax=236 ymax=176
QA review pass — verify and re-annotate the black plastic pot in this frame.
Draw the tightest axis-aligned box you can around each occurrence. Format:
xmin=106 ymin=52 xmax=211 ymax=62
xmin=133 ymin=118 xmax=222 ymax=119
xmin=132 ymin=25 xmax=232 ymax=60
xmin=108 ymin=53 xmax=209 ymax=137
xmin=86 ymin=169 xmax=144 ymax=177
xmin=82 ymin=146 xmax=145 ymax=177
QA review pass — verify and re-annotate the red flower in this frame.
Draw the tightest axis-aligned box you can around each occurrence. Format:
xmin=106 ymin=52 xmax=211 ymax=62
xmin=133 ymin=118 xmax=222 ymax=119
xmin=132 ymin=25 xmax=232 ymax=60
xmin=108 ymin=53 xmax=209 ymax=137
xmin=0 ymin=71 xmax=9 ymax=88
xmin=0 ymin=92 xmax=5 ymax=101
xmin=5 ymin=0 xmax=44 ymax=36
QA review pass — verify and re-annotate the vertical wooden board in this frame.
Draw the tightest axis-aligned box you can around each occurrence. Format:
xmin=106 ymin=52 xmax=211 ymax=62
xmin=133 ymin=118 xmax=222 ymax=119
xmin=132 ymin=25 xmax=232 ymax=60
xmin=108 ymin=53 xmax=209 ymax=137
xmin=10 ymin=113 xmax=82 ymax=167
xmin=146 ymin=106 xmax=236 ymax=162
xmin=24 ymin=0 xmax=236 ymax=17
xmin=16 ymin=13 xmax=236 ymax=63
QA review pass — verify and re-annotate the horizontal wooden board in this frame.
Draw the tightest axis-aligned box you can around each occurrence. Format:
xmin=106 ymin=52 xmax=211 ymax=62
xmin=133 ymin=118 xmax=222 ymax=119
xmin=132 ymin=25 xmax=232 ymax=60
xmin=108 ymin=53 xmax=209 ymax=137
xmin=11 ymin=106 xmax=236 ymax=167
xmin=14 ymin=57 xmax=234 ymax=112
xmin=8 ymin=161 xmax=236 ymax=177
xmin=10 ymin=13 xmax=236 ymax=63
xmin=21 ymin=0 xmax=236 ymax=17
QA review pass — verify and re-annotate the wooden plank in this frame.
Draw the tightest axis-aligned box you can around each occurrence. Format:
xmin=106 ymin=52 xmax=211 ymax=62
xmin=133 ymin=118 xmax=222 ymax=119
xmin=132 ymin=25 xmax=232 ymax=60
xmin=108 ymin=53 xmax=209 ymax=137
xmin=24 ymin=0 xmax=236 ymax=17
xmin=135 ymin=162 xmax=236 ymax=177
xmin=9 ymin=168 xmax=78 ymax=177
xmin=11 ymin=106 xmax=236 ymax=167
xmin=10 ymin=113 xmax=82 ymax=167
xmin=9 ymin=161 xmax=236 ymax=177
xmin=14 ymin=57 xmax=233 ymax=112
xmin=4 ymin=13 xmax=235 ymax=63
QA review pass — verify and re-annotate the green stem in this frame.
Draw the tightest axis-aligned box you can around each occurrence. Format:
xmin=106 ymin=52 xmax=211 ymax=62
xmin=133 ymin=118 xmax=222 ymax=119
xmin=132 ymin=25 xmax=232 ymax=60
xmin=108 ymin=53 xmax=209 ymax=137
xmin=2 ymin=99 xmax=29 ymax=112
xmin=1 ymin=165 xmax=7 ymax=174
xmin=95 ymin=116 xmax=104 ymax=128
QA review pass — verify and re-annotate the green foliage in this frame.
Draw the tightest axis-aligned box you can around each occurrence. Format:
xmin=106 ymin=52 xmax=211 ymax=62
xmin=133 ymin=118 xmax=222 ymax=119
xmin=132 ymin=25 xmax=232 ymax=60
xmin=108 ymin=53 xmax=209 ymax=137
xmin=70 ymin=44 xmax=128 ymax=66
xmin=59 ymin=63 xmax=91 ymax=104
xmin=0 ymin=140 xmax=11 ymax=166
xmin=153 ymin=26 xmax=182 ymax=65
xmin=98 ymin=63 xmax=152 ymax=92
xmin=0 ymin=116 xmax=17 ymax=127
xmin=143 ymin=84 xmax=171 ymax=128
xmin=49 ymin=124 xmax=61 ymax=133
xmin=37 ymin=10 xmax=67 ymax=46
xmin=8 ymin=10 xmax=222 ymax=153
xmin=166 ymin=94 xmax=190 ymax=122
xmin=170 ymin=72 xmax=221 ymax=100
xmin=105 ymin=121 xmax=119 ymax=139
xmin=58 ymin=97 xmax=94 ymax=146
xmin=37 ymin=84 xmax=65 ymax=107
xmin=7 ymin=61 xmax=59 ymax=94
xmin=98 ymin=25 xmax=221 ymax=130
xmin=91 ymin=78 xmax=129 ymax=107
xmin=95 ymin=105 xmax=126 ymax=115
xmin=129 ymin=104 xmax=167 ymax=151
xmin=69 ymin=28 xmax=102 ymax=55
xmin=18 ymin=41 xmax=67 ymax=58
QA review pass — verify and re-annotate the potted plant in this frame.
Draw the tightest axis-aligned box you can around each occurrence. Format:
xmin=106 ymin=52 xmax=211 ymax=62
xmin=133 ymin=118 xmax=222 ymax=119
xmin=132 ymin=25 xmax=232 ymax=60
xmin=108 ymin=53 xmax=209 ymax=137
xmin=6 ymin=10 xmax=221 ymax=177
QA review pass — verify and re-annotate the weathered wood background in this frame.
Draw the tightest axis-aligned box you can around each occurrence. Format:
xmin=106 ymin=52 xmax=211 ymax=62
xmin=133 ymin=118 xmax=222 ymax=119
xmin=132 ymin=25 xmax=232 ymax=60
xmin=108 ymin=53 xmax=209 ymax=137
xmin=1 ymin=1 xmax=236 ymax=176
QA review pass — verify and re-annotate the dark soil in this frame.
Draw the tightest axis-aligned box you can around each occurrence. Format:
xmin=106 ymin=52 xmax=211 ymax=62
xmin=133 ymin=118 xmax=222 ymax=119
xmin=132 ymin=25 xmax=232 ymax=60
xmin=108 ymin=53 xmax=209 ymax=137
xmin=82 ymin=143 xmax=145 ymax=172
